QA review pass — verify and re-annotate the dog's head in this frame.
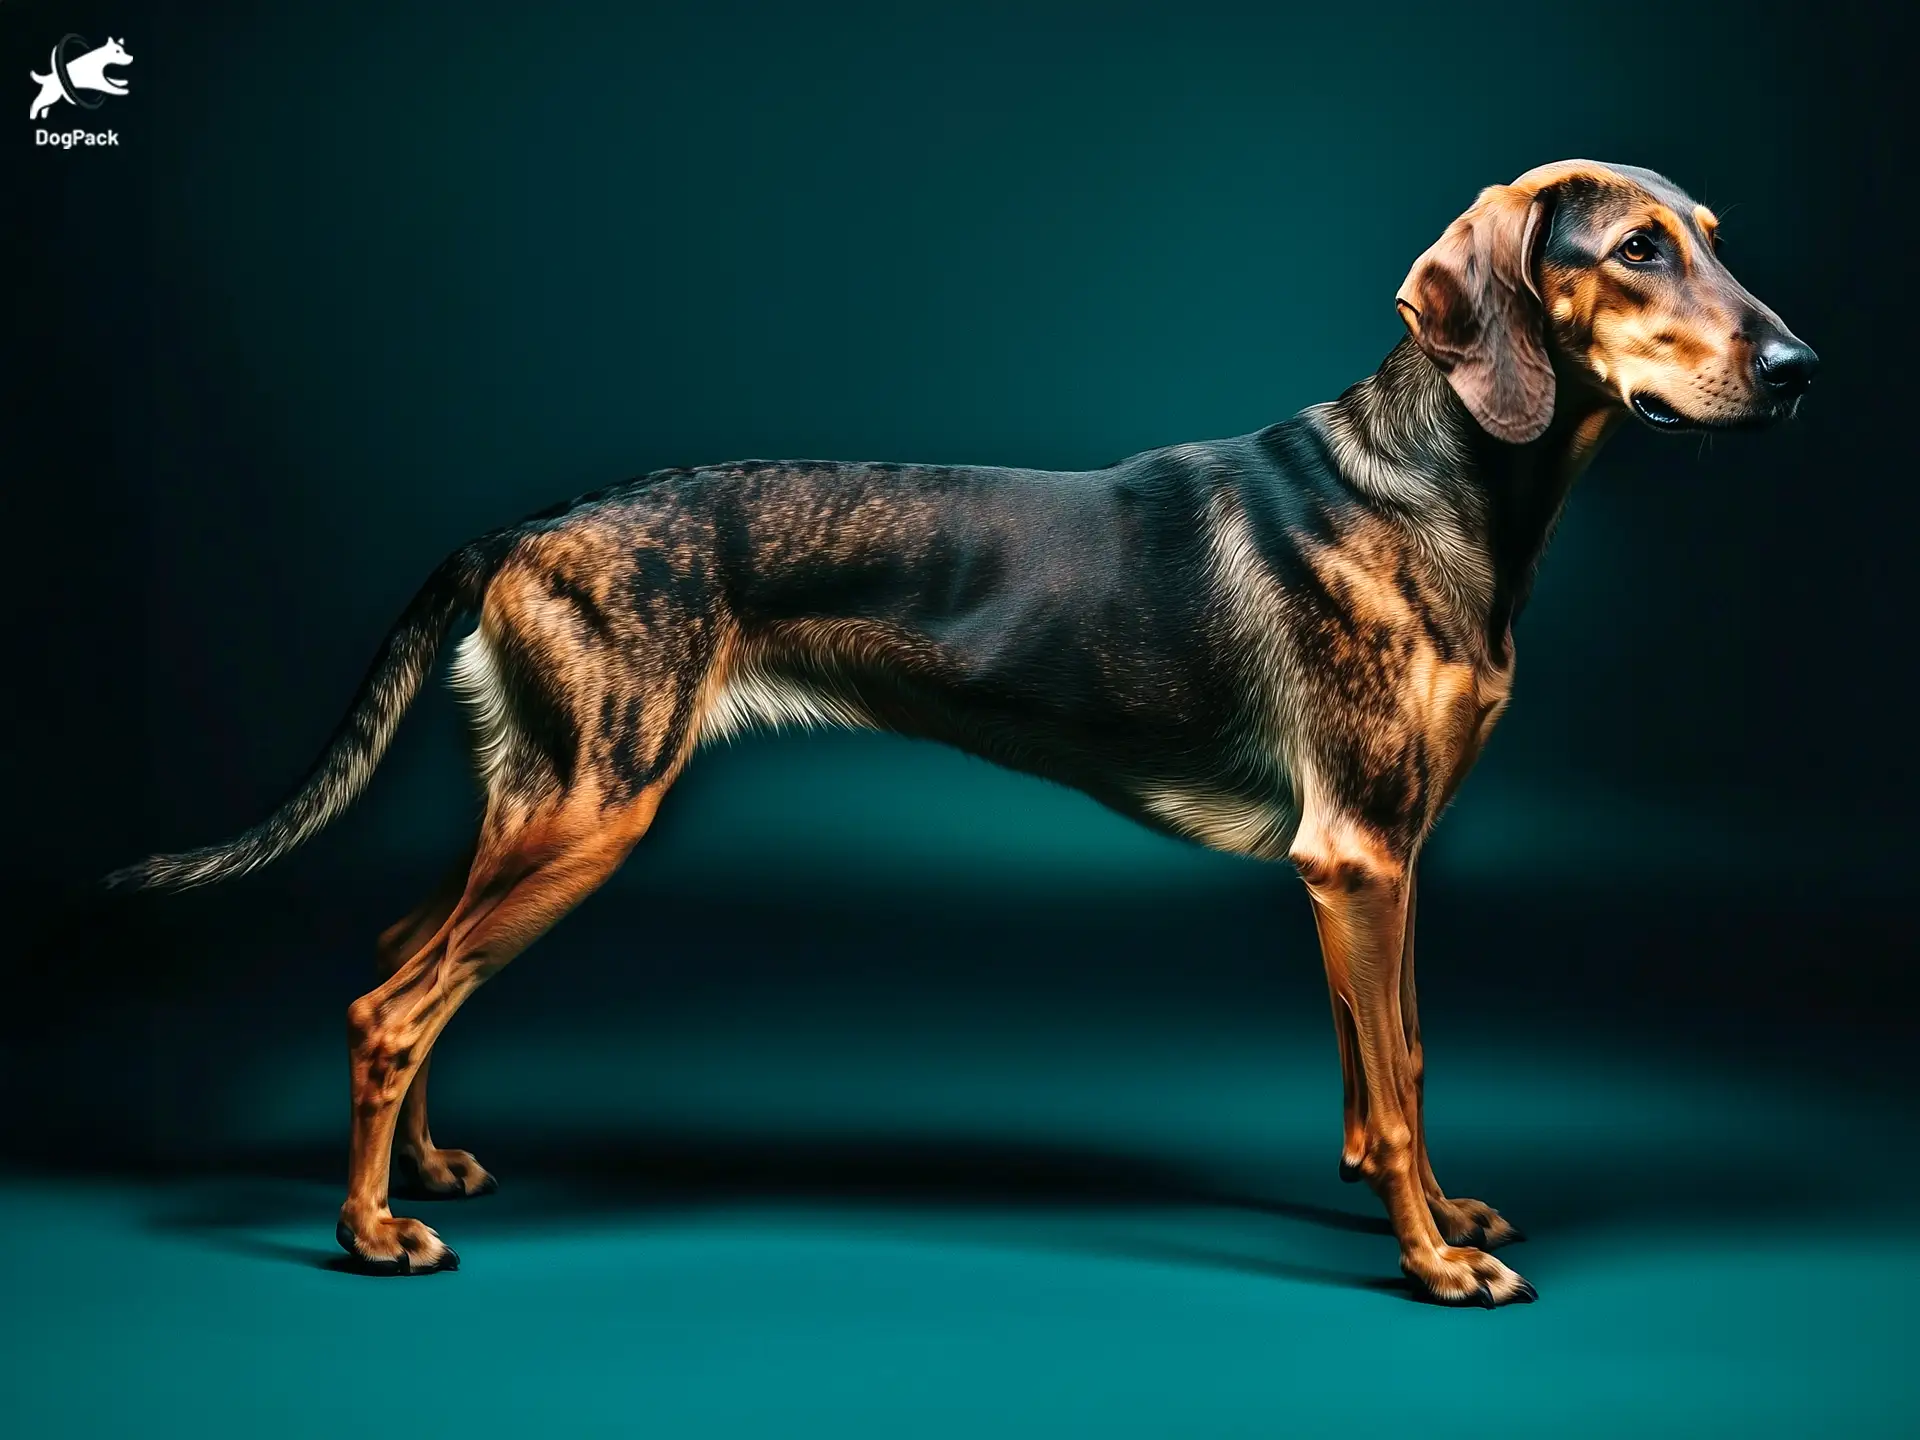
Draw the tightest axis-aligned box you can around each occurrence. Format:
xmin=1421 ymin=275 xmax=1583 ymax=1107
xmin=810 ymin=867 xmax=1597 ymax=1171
xmin=1394 ymin=160 xmax=1815 ymax=444
xmin=96 ymin=37 xmax=133 ymax=68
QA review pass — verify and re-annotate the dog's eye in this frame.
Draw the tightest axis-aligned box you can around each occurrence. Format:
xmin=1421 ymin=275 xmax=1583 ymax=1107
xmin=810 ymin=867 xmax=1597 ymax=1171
xmin=1617 ymin=233 xmax=1658 ymax=264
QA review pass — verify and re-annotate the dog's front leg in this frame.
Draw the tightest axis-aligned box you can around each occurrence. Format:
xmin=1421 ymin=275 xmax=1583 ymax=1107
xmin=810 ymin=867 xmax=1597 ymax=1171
xmin=1329 ymin=975 xmax=1368 ymax=1182
xmin=1294 ymin=829 xmax=1534 ymax=1306
xmin=1397 ymin=868 xmax=1523 ymax=1250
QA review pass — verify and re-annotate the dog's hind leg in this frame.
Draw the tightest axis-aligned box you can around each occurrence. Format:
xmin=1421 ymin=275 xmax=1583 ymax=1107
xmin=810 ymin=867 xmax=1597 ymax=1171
xmin=333 ymin=519 xmax=736 ymax=1269
xmin=336 ymin=780 xmax=665 ymax=1273
xmin=377 ymin=841 xmax=478 ymax=971
xmin=374 ymin=838 xmax=499 ymax=1200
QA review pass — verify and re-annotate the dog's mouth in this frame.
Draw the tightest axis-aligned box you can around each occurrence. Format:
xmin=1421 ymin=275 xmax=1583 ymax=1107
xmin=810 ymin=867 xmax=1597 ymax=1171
xmin=1629 ymin=391 xmax=1786 ymax=434
xmin=1629 ymin=392 xmax=1691 ymax=430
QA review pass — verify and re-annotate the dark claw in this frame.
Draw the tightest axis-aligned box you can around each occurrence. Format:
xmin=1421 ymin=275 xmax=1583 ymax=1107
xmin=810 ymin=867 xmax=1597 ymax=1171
xmin=1338 ymin=1158 xmax=1364 ymax=1184
xmin=1513 ymin=1279 xmax=1538 ymax=1304
xmin=474 ymin=1173 xmax=499 ymax=1197
xmin=371 ymin=1245 xmax=456 ymax=1276
xmin=1508 ymin=1226 xmax=1529 ymax=1244
xmin=334 ymin=1218 xmax=456 ymax=1276
xmin=1474 ymin=1282 xmax=1495 ymax=1308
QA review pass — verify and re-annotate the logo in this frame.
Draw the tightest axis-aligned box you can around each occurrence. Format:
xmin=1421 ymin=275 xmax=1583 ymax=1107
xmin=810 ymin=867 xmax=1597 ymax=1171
xmin=30 ymin=34 xmax=130 ymax=146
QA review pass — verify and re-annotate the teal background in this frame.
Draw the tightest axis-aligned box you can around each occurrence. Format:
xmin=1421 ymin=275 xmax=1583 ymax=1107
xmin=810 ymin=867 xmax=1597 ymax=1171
xmin=4 ymin=0 xmax=1917 ymax=1435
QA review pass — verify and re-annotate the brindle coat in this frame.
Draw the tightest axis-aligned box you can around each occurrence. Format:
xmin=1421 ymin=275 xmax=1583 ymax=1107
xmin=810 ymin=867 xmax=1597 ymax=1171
xmin=113 ymin=160 xmax=1816 ymax=1305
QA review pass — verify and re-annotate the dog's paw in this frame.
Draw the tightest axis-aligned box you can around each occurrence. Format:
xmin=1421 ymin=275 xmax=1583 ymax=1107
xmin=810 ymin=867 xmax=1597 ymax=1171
xmin=1401 ymin=1244 xmax=1535 ymax=1308
xmin=393 ymin=1146 xmax=498 ymax=1200
xmin=1430 ymin=1195 xmax=1524 ymax=1250
xmin=335 ymin=1210 xmax=460 ymax=1275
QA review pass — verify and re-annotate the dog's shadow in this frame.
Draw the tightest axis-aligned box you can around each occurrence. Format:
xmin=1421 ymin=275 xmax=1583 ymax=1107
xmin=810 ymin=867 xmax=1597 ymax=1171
xmin=144 ymin=1130 xmax=1393 ymax=1288
xmin=136 ymin=1123 xmax=1884 ymax=1300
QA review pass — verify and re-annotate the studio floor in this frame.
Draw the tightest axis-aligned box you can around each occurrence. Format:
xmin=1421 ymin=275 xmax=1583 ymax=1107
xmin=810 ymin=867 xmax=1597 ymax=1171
xmin=4 ymin=1013 xmax=1914 ymax=1437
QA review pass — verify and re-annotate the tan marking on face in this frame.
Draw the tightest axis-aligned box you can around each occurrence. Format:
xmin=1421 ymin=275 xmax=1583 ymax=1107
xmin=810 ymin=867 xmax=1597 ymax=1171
xmin=1589 ymin=275 xmax=1747 ymax=421
xmin=1531 ymin=172 xmax=1783 ymax=426
xmin=1539 ymin=188 xmax=1753 ymax=422
xmin=1541 ymin=265 xmax=1603 ymax=349
xmin=1647 ymin=204 xmax=1694 ymax=268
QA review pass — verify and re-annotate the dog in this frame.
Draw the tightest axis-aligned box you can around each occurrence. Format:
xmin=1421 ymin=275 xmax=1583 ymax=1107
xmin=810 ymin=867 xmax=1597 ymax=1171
xmin=112 ymin=160 xmax=1816 ymax=1304
xmin=29 ymin=36 xmax=131 ymax=121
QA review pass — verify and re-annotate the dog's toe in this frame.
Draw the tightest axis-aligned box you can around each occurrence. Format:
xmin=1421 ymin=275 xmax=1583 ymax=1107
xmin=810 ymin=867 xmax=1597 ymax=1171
xmin=393 ymin=1147 xmax=498 ymax=1201
xmin=1402 ymin=1245 xmax=1535 ymax=1308
xmin=336 ymin=1212 xmax=459 ymax=1276
xmin=1432 ymin=1196 xmax=1523 ymax=1251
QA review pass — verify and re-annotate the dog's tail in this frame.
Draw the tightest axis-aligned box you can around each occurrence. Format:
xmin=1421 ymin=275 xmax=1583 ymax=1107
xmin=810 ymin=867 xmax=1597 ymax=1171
xmin=105 ymin=535 xmax=514 ymax=893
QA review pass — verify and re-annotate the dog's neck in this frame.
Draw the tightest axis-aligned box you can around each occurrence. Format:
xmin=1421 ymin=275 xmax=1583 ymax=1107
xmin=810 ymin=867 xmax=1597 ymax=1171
xmin=1322 ymin=337 xmax=1624 ymax=663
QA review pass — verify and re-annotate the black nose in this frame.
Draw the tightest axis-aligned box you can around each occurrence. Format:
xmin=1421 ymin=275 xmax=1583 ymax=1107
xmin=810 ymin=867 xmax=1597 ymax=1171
xmin=1754 ymin=335 xmax=1819 ymax=399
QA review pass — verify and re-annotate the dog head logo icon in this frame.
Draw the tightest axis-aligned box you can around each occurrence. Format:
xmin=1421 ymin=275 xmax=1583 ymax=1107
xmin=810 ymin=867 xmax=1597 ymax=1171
xmin=29 ymin=35 xmax=132 ymax=121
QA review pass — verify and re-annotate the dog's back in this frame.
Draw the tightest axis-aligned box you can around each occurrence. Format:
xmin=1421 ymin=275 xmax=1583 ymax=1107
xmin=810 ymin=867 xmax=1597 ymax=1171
xmin=463 ymin=448 xmax=1295 ymax=832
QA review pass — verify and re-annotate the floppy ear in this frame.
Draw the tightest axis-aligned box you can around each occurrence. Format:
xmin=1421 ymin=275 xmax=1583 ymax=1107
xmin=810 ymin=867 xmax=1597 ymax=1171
xmin=1395 ymin=184 xmax=1556 ymax=444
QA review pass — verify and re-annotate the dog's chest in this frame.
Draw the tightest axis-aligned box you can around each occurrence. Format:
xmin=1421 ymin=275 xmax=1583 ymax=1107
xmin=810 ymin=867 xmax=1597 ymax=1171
xmin=1140 ymin=499 xmax=1507 ymax=857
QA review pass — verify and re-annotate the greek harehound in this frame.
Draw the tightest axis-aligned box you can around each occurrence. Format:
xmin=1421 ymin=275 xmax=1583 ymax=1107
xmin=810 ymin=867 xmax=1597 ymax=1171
xmin=113 ymin=160 xmax=1816 ymax=1305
